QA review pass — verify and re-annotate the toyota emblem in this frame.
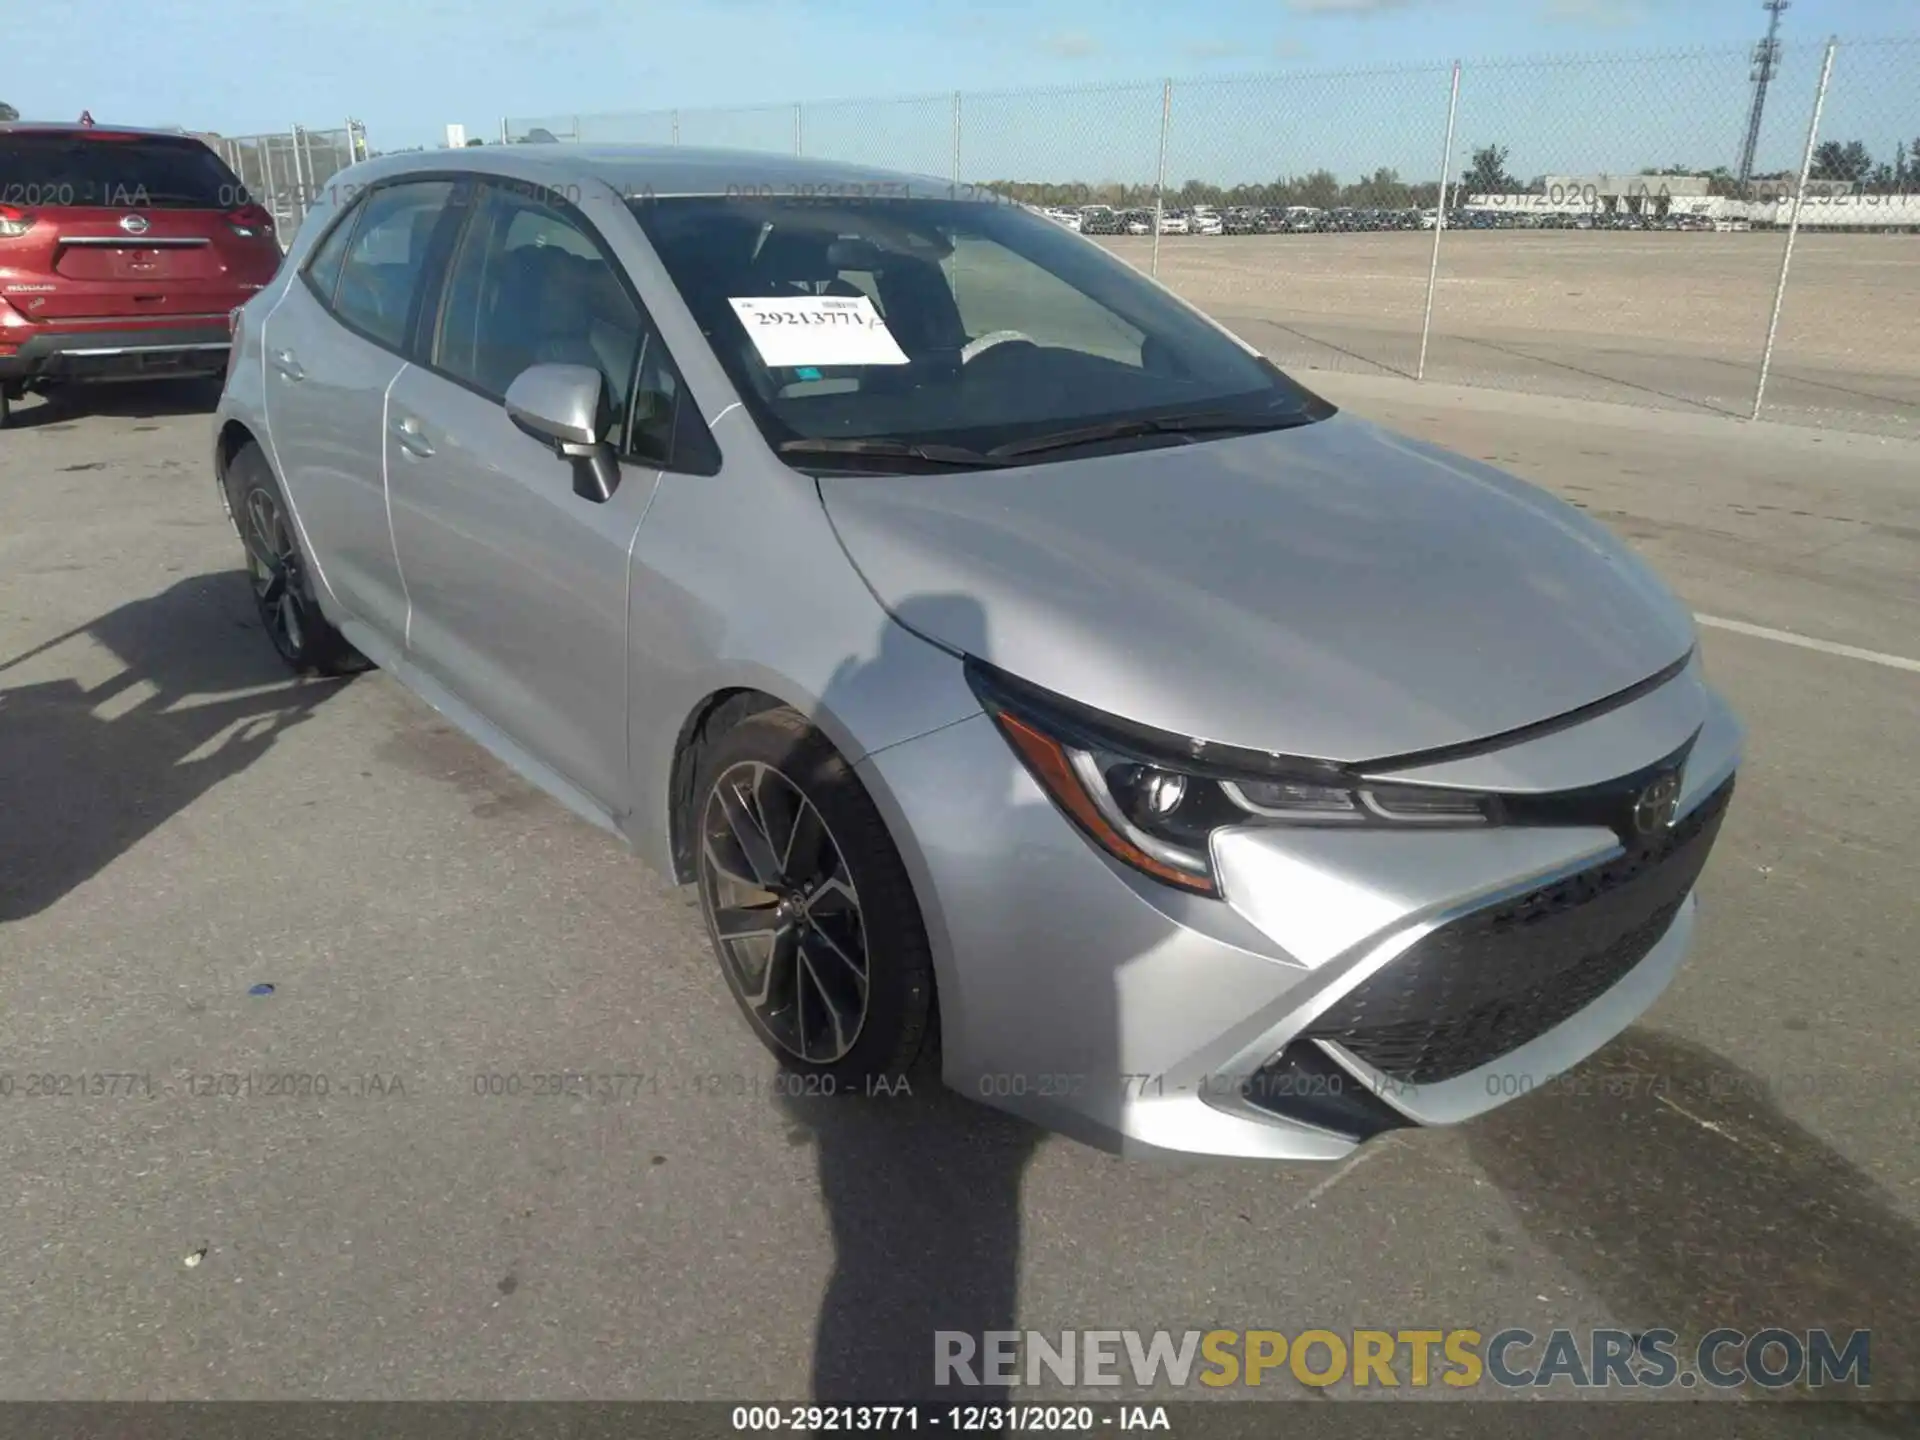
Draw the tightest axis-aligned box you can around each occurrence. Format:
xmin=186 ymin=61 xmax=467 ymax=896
xmin=1631 ymin=773 xmax=1682 ymax=836
xmin=118 ymin=213 xmax=150 ymax=235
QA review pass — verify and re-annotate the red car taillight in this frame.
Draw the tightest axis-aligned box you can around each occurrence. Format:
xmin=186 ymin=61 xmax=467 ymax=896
xmin=0 ymin=204 xmax=36 ymax=238
xmin=226 ymin=203 xmax=275 ymax=239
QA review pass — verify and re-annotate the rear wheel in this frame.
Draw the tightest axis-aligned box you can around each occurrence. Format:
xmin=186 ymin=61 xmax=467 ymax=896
xmin=693 ymin=705 xmax=935 ymax=1088
xmin=225 ymin=442 xmax=368 ymax=676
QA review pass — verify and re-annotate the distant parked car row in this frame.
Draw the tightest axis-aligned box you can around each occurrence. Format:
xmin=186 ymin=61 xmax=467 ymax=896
xmin=1451 ymin=210 xmax=1725 ymax=233
xmin=1027 ymin=201 xmax=1746 ymax=237
xmin=1036 ymin=203 xmax=1443 ymax=236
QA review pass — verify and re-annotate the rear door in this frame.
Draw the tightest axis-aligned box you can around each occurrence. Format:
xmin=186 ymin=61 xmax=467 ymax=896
xmin=0 ymin=131 xmax=281 ymax=327
xmin=261 ymin=178 xmax=462 ymax=646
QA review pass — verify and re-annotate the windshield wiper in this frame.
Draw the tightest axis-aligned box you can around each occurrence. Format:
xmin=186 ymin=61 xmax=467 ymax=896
xmin=777 ymin=437 xmax=1007 ymax=470
xmin=986 ymin=409 xmax=1315 ymax=461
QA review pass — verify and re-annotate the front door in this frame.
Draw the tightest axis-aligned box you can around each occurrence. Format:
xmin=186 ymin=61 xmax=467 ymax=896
xmin=383 ymin=180 xmax=664 ymax=813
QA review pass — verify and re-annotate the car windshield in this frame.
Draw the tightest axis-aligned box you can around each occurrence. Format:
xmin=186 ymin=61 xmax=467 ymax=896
xmin=0 ymin=134 xmax=244 ymax=209
xmin=629 ymin=193 xmax=1331 ymax=469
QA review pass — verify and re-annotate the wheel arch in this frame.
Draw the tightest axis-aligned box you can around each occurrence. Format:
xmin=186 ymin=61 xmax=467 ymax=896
xmin=658 ymin=656 xmax=970 ymax=886
xmin=212 ymin=418 xmax=262 ymax=532
xmin=665 ymin=681 xmax=951 ymax=1075
xmin=665 ymin=686 xmax=786 ymax=884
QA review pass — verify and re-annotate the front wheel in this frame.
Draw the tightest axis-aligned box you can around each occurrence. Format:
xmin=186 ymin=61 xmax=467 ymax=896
xmin=224 ymin=442 xmax=368 ymax=676
xmin=693 ymin=705 xmax=936 ymax=1088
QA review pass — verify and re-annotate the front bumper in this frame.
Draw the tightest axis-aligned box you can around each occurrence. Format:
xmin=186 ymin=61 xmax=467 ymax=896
xmin=858 ymin=655 xmax=1743 ymax=1161
xmin=0 ymin=324 xmax=230 ymax=383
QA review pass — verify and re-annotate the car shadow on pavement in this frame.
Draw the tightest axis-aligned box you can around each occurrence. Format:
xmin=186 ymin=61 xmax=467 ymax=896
xmin=773 ymin=593 xmax=1051 ymax=1409
xmin=1466 ymin=1026 xmax=1920 ymax=1411
xmin=778 ymin=1083 xmax=1042 ymax=1406
xmin=0 ymin=570 xmax=351 ymax=923
xmin=3 ymin=377 xmax=224 ymax=431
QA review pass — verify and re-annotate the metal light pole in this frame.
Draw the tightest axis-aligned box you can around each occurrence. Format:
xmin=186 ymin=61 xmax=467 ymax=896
xmin=1737 ymin=0 xmax=1790 ymax=198
xmin=294 ymin=125 xmax=316 ymax=228
xmin=1752 ymin=36 xmax=1836 ymax=422
xmin=1150 ymin=80 xmax=1171 ymax=278
xmin=1417 ymin=62 xmax=1462 ymax=382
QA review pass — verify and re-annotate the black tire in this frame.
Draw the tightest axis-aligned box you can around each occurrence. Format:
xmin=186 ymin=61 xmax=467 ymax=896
xmin=692 ymin=703 xmax=935 ymax=1089
xmin=28 ymin=380 xmax=73 ymax=418
xmin=0 ymin=387 xmax=9 ymax=430
xmin=224 ymin=442 xmax=369 ymax=676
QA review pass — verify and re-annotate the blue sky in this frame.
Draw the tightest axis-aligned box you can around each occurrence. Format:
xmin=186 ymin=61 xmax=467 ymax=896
xmin=7 ymin=0 xmax=1915 ymax=182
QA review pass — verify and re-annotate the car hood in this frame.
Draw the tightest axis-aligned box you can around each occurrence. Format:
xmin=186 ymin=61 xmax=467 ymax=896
xmin=815 ymin=412 xmax=1697 ymax=764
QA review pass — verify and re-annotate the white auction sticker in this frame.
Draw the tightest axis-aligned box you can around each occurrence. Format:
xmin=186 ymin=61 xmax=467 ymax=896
xmin=727 ymin=295 xmax=910 ymax=368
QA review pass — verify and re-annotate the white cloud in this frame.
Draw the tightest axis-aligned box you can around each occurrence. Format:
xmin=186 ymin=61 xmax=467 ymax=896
xmin=1041 ymin=30 xmax=1100 ymax=59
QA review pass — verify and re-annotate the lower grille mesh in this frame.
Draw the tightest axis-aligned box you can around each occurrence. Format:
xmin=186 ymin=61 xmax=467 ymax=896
xmin=1303 ymin=777 xmax=1735 ymax=1086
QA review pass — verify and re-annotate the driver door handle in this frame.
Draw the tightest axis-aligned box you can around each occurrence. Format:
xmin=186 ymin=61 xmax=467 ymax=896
xmin=390 ymin=413 xmax=434 ymax=458
xmin=269 ymin=348 xmax=305 ymax=382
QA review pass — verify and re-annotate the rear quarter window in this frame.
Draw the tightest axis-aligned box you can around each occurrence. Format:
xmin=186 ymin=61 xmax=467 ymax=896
xmin=301 ymin=198 xmax=363 ymax=307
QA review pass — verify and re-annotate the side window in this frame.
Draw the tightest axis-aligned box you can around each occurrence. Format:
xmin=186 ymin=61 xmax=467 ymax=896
xmin=301 ymin=200 xmax=361 ymax=308
xmin=432 ymin=185 xmax=643 ymax=443
xmin=628 ymin=336 xmax=720 ymax=474
xmin=330 ymin=180 xmax=456 ymax=351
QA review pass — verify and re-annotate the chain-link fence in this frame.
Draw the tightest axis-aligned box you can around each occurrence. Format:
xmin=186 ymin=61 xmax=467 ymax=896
xmin=1752 ymin=37 xmax=1920 ymax=430
xmin=498 ymin=36 xmax=1918 ymax=433
xmin=212 ymin=123 xmax=370 ymax=246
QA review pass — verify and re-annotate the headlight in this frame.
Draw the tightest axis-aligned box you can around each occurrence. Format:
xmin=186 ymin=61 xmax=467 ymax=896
xmin=967 ymin=659 xmax=1496 ymax=898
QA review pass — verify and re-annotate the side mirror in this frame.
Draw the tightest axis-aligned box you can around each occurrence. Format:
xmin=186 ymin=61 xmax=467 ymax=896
xmin=504 ymin=363 xmax=621 ymax=503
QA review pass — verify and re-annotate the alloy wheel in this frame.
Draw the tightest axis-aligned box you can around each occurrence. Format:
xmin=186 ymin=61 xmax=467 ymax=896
xmin=243 ymin=485 xmax=307 ymax=662
xmin=698 ymin=760 xmax=869 ymax=1065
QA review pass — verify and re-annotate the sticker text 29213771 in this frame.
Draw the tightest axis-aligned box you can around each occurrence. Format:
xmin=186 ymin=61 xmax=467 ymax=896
xmin=726 ymin=296 xmax=911 ymax=368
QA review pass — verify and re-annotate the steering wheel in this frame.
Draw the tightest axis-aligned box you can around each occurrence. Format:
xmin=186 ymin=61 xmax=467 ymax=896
xmin=961 ymin=330 xmax=1038 ymax=365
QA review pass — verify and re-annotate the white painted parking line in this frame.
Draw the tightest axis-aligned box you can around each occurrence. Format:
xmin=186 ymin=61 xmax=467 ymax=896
xmin=1695 ymin=614 xmax=1920 ymax=674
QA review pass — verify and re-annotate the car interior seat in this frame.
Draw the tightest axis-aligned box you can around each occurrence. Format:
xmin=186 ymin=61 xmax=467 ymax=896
xmin=468 ymin=243 xmax=550 ymax=396
xmin=533 ymin=251 xmax=640 ymax=421
xmin=744 ymin=229 xmax=883 ymax=390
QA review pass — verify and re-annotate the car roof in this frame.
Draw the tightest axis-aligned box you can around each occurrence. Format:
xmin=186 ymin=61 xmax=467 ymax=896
xmin=0 ymin=123 xmax=209 ymax=140
xmin=347 ymin=143 xmax=955 ymax=200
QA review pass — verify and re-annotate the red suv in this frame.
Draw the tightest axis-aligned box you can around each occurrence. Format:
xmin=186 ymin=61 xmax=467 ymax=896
xmin=0 ymin=122 xmax=283 ymax=427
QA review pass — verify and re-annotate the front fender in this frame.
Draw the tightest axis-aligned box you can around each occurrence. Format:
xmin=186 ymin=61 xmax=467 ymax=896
xmin=621 ymin=433 xmax=983 ymax=875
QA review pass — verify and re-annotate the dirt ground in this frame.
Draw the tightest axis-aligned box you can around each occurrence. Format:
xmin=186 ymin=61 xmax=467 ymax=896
xmin=1095 ymin=231 xmax=1920 ymax=431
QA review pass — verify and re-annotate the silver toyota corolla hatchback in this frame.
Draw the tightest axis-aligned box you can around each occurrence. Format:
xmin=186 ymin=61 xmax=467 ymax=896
xmin=212 ymin=146 xmax=1743 ymax=1160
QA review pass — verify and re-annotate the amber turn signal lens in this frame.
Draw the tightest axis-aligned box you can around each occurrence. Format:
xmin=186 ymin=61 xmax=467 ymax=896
xmin=992 ymin=710 xmax=1216 ymax=895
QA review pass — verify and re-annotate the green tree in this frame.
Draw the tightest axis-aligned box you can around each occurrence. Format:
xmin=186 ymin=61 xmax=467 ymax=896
xmin=0 ymin=101 xmax=19 ymax=122
xmin=1886 ymin=141 xmax=1910 ymax=193
xmin=1462 ymin=143 xmax=1517 ymax=196
xmin=1294 ymin=168 xmax=1341 ymax=208
xmin=1810 ymin=139 xmax=1872 ymax=186
xmin=1349 ymin=167 xmax=1408 ymax=207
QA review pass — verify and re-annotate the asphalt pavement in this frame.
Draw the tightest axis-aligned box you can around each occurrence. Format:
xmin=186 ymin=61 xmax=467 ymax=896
xmin=0 ymin=375 xmax=1915 ymax=1424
